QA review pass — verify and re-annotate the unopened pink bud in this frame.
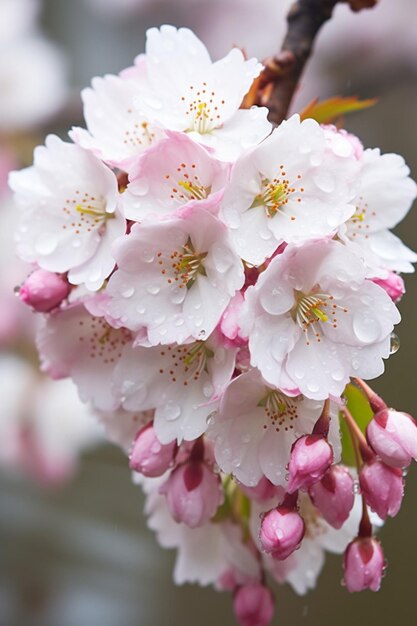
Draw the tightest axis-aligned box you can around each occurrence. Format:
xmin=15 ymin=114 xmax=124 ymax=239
xmin=160 ymin=460 xmax=223 ymax=528
xmin=309 ymin=465 xmax=354 ymax=529
xmin=233 ymin=584 xmax=275 ymax=626
xmin=19 ymin=269 xmax=70 ymax=312
xmin=371 ymin=272 xmax=405 ymax=303
xmin=359 ymin=460 xmax=403 ymax=520
xmin=129 ymin=424 xmax=176 ymax=477
xmin=287 ymin=435 xmax=333 ymax=494
xmin=260 ymin=506 xmax=305 ymax=560
xmin=343 ymin=537 xmax=385 ymax=593
xmin=366 ymin=409 xmax=417 ymax=468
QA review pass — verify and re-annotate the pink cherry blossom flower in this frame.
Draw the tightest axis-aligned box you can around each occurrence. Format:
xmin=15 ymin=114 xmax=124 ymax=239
xmin=19 ymin=269 xmax=71 ymax=312
xmin=9 ymin=135 xmax=125 ymax=291
xmin=122 ymin=131 xmax=229 ymax=221
xmin=359 ymin=460 xmax=404 ymax=520
xmin=240 ymin=239 xmax=400 ymax=400
xmin=233 ymin=583 xmax=275 ymax=626
xmin=221 ymin=114 xmax=357 ymax=265
xmin=343 ymin=537 xmax=385 ymax=593
xmin=207 ymin=368 xmax=341 ymax=487
xmin=309 ymin=465 xmax=355 ymax=529
xmin=366 ymin=408 xmax=417 ymax=467
xmin=287 ymin=434 xmax=334 ymax=493
xmin=134 ymin=25 xmax=271 ymax=161
xmin=340 ymin=148 xmax=417 ymax=274
xmin=106 ymin=207 xmax=244 ymax=345
xmin=112 ymin=333 xmax=236 ymax=443
xmin=37 ymin=300 xmax=133 ymax=411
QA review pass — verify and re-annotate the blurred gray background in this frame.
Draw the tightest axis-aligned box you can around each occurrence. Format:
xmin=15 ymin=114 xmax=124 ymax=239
xmin=1 ymin=0 xmax=417 ymax=624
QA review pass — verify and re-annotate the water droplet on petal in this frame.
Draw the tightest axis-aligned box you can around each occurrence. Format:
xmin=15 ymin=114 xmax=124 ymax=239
xmin=146 ymin=284 xmax=160 ymax=295
xmin=141 ymin=249 xmax=155 ymax=263
xmin=121 ymin=285 xmax=135 ymax=298
xmin=353 ymin=313 xmax=380 ymax=343
xmin=203 ymin=381 xmax=214 ymax=398
xmin=35 ymin=233 xmax=58 ymax=255
xmin=161 ymin=401 xmax=181 ymax=422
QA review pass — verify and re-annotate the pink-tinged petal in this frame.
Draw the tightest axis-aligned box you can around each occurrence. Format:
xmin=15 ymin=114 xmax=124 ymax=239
xmin=37 ymin=301 xmax=133 ymax=410
xmin=10 ymin=135 xmax=122 ymax=290
xmin=106 ymin=209 xmax=243 ymax=344
xmin=123 ymin=131 xmax=229 ymax=221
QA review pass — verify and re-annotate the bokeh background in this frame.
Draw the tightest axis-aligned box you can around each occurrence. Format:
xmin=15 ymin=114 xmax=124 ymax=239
xmin=1 ymin=1 xmax=417 ymax=625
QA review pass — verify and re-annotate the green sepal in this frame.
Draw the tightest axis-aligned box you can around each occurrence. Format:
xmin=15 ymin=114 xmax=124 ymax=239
xmin=339 ymin=383 xmax=373 ymax=466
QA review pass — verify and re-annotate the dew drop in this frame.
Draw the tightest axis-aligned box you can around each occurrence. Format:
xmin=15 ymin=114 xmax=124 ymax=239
xmin=259 ymin=287 xmax=285 ymax=315
xmin=141 ymin=249 xmax=155 ymax=263
xmin=390 ymin=332 xmax=400 ymax=355
xmin=35 ymin=233 xmax=58 ymax=255
xmin=353 ymin=313 xmax=380 ymax=343
xmin=203 ymin=381 xmax=214 ymax=398
xmin=170 ymin=286 xmax=186 ymax=305
xmin=121 ymin=285 xmax=135 ymax=298
xmin=146 ymin=284 xmax=160 ymax=295
xmin=161 ymin=401 xmax=181 ymax=422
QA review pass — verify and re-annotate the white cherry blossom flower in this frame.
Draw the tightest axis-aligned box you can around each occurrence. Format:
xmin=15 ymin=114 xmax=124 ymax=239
xmin=122 ymin=131 xmax=229 ymax=221
xmin=70 ymin=63 xmax=163 ymax=172
xmin=140 ymin=474 xmax=261 ymax=586
xmin=341 ymin=148 xmax=417 ymax=274
xmin=9 ymin=135 xmax=125 ymax=291
xmin=207 ymin=369 xmax=341 ymax=487
xmin=134 ymin=25 xmax=271 ymax=161
xmin=37 ymin=301 xmax=133 ymax=411
xmin=106 ymin=208 xmax=244 ymax=345
xmin=221 ymin=114 xmax=357 ymax=265
xmin=240 ymin=239 xmax=400 ymax=400
xmin=112 ymin=334 xmax=236 ymax=443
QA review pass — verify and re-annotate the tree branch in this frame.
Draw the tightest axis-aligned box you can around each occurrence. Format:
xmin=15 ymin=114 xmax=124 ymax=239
xmin=257 ymin=0 xmax=378 ymax=126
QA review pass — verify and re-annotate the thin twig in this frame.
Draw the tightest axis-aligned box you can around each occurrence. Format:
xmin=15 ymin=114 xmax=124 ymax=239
xmin=258 ymin=0 xmax=378 ymax=125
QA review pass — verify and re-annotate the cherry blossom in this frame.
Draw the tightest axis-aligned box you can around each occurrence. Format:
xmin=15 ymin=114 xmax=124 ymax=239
xmin=37 ymin=300 xmax=133 ymax=411
xmin=340 ymin=148 xmax=417 ymax=275
xmin=207 ymin=369 xmax=341 ymax=487
xmin=141 ymin=475 xmax=261 ymax=587
xmin=122 ymin=131 xmax=229 ymax=221
xmin=112 ymin=333 xmax=236 ymax=443
xmin=134 ymin=25 xmax=271 ymax=161
xmin=70 ymin=65 xmax=163 ymax=172
xmin=9 ymin=135 xmax=125 ymax=291
xmin=221 ymin=114 xmax=357 ymax=264
xmin=240 ymin=239 xmax=400 ymax=400
xmin=106 ymin=208 xmax=244 ymax=345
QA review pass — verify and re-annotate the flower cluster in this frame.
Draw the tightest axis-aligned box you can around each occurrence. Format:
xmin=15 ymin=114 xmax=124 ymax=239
xmin=9 ymin=25 xmax=417 ymax=626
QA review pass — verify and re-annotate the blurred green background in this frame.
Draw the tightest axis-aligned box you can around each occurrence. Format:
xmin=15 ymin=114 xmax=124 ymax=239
xmin=1 ymin=1 xmax=417 ymax=624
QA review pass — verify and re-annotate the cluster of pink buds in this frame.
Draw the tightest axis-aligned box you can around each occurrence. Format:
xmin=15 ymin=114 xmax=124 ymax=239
xmin=8 ymin=24 xmax=417 ymax=626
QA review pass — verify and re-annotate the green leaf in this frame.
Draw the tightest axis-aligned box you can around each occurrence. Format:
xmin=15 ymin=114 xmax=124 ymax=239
xmin=339 ymin=383 xmax=373 ymax=466
xmin=300 ymin=96 xmax=377 ymax=124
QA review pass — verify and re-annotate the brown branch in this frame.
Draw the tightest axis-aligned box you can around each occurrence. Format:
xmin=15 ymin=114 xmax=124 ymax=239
xmin=257 ymin=0 xmax=378 ymax=126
